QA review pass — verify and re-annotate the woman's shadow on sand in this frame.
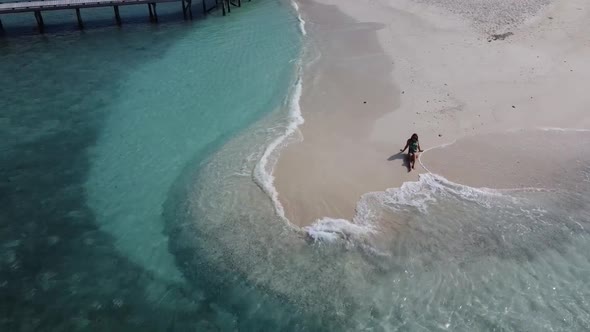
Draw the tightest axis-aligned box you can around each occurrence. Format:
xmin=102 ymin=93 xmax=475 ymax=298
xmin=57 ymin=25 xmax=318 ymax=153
xmin=387 ymin=152 xmax=412 ymax=172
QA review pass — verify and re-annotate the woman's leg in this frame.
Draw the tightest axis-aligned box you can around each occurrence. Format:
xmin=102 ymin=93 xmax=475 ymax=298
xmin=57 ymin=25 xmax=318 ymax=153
xmin=410 ymin=153 xmax=416 ymax=169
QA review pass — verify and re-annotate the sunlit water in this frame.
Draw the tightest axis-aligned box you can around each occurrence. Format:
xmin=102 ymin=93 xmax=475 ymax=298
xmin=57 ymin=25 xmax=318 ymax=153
xmin=2 ymin=0 xmax=590 ymax=331
xmin=173 ymin=126 xmax=590 ymax=331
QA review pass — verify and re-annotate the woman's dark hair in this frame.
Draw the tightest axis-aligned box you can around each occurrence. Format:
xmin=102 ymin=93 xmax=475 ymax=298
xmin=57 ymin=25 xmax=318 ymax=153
xmin=411 ymin=133 xmax=418 ymax=140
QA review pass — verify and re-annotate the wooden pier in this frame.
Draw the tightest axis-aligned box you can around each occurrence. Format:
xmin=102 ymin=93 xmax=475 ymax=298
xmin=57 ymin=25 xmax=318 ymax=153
xmin=0 ymin=0 xmax=248 ymax=33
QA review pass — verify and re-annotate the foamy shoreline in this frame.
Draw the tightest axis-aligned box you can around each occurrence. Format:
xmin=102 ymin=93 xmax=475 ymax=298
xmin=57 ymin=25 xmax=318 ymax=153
xmin=272 ymin=0 xmax=590 ymax=229
xmin=252 ymin=0 xmax=307 ymax=224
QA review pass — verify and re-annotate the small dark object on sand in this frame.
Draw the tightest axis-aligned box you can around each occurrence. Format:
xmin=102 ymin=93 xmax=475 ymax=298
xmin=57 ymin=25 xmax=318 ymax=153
xmin=489 ymin=32 xmax=514 ymax=42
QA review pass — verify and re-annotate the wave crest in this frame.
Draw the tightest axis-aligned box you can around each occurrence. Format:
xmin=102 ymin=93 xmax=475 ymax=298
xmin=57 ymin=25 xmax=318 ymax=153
xmin=304 ymin=173 xmax=507 ymax=243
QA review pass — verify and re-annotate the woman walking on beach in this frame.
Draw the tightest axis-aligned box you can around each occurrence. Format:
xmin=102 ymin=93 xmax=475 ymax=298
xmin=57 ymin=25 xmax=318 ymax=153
xmin=400 ymin=133 xmax=423 ymax=170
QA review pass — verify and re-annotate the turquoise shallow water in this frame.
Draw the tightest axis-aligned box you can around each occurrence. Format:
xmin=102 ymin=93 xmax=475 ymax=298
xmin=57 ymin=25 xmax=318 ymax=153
xmin=170 ymin=123 xmax=590 ymax=331
xmin=2 ymin=0 xmax=590 ymax=331
xmin=0 ymin=1 xmax=303 ymax=330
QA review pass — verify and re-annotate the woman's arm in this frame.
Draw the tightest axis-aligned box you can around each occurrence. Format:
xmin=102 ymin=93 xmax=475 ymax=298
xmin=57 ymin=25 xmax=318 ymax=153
xmin=400 ymin=140 xmax=409 ymax=152
xmin=418 ymin=143 xmax=423 ymax=152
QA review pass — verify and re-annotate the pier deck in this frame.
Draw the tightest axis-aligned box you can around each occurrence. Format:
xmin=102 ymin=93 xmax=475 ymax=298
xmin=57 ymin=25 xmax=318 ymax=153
xmin=0 ymin=0 xmax=243 ymax=33
xmin=0 ymin=0 xmax=177 ymax=14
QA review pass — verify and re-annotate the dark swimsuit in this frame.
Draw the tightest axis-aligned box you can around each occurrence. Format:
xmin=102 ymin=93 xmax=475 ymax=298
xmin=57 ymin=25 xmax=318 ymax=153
xmin=408 ymin=139 xmax=419 ymax=154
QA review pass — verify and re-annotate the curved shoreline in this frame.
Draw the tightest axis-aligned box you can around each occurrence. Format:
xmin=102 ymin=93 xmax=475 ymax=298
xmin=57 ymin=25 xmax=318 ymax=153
xmin=270 ymin=0 xmax=590 ymax=229
xmin=252 ymin=0 xmax=307 ymax=224
xmin=273 ymin=0 xmax=410 ymax=227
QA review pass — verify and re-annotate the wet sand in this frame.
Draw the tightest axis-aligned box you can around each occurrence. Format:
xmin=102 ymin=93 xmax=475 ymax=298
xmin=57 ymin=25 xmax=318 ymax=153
xmin=422 ymin=130 xmax=590 ymax=190
xmin=274 ymin=1 xmax=419 ymax=225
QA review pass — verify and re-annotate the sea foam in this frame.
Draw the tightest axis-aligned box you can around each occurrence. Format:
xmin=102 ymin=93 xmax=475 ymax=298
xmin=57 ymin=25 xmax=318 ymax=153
xmin=291 ymin=0 xmax=307 ymax=36
xmin=253 ymin=77 xmax=304 ymax=222
xmin=253 ymin=1 xmax=307 ymax=223
xmin=304 ymin=173 xmax=506 ymax=243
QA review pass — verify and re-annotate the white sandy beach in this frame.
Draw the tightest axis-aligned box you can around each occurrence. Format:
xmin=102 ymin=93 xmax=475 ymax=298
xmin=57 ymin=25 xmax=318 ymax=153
xmin=275 ymin=0 xmax=590 ymax=227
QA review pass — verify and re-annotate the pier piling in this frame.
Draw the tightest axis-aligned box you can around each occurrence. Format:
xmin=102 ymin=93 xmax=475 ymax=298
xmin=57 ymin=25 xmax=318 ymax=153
xmin=147 ymin=3 xmax=159 ymax=22
xmin=34 ymin=10 xmax=44 ymax=33
xmin=114 ymin=5 xmax=121 ymax=25
xmin=75 ymin=8 xmax=84 ymax=29
xmin=187 ymin=0 xmax=193 ymax=19
xmin=153 ymin=3 xmax=158 ymax=22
